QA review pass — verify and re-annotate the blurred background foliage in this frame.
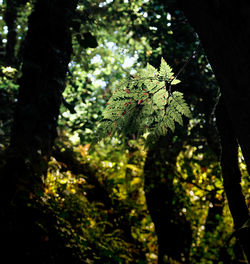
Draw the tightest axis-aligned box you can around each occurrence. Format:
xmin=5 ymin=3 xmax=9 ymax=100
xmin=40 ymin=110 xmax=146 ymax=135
xmin=0 ymin=0 xmax=249 ymax=263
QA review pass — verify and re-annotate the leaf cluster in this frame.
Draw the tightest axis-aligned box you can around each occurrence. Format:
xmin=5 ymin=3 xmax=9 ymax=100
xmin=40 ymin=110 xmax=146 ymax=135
xmin=95 ymin=58 xmax=191 ymax=145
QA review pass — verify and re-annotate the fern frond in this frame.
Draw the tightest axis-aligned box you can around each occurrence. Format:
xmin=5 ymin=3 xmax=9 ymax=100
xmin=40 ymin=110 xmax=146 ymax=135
xmin=159 ymin=58 xmax=173 ymax=81
xmin=94 ymin=58 xmax=192 ymax=146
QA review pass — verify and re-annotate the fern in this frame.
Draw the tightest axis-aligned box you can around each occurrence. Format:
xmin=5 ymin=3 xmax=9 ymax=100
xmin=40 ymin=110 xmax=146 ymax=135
xmin=94 ymin=58 xmax=192 ymax=145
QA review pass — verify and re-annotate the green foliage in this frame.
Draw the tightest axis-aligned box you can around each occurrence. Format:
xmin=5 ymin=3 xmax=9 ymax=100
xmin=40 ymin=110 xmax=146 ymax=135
xmin=0 ymin=66 xmax=19 ymax=149
xmin=41 ymin=138 xmax=157 ymax=264
xmin=0 ymin=0 xmax=246 ymax=263
xmin=95 ymin=58 xmax=191 ymax=145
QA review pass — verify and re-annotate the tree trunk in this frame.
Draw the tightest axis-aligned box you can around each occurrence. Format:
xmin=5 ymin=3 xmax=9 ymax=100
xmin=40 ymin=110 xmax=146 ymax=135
xmin=180 ymin=1 xmax=250 ymax=261
xmin=0 ymin=0 xmax=78 ymax=262
xmin=216 ymin=99 xmax=249 ymax=262
xmin=144 ymin=135 xmax=192 ymax=264
xmin=4 ymin=0 xmax=18 ymax=65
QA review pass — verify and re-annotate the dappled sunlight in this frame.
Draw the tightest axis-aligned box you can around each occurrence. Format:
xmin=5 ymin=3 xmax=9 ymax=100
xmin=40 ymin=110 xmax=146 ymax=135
xmin=0 ymin=0 xmax=249 ymax=263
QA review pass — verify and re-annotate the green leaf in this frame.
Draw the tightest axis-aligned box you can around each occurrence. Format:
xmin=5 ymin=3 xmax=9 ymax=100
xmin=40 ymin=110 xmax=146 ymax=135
xmin=171 ymin=79 xmax=181 ymax=85
xmin=94 ymin=57 xmax=191 ymax=146
xmin=159 ymin=58 xmax=173 ymax=81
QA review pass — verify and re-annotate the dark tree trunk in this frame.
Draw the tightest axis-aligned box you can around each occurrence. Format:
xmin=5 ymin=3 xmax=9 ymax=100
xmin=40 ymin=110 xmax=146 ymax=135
xmin=4 ymin=0 xmax=18 ymax=65
xmin=144 ymin=136 xmax=192 ymax=264
xmin=3 ymin=0 xmax=29 ymax=65
xmin=0 ymin=0 xmax=78 ymax=262
xmin=204 ymin=193 xmax=224 ymax=233
xmin=216 ymin=99 xmax=249 ymax=262
xmin=180 ymin=1 xmax=250 ymax=261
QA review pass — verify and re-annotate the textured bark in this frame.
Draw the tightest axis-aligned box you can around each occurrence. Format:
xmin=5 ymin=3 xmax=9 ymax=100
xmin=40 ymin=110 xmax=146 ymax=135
xmin=0 ymin=0 xmax=78 ymax=262
xmin=180 ymin=1 xmax=250 ymax=261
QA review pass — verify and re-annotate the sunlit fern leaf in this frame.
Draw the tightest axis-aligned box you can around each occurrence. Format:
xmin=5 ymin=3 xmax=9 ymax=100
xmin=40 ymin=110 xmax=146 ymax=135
xmin=171 ymin=110 xmax=183 ymax=126
xmin=164 ymin=115 xmax=175 ymax=133
xmin=153 ymin=89 xmax=167 ymax=107
xmin=171 ymin=79 xmax=181 ymax=85
xmin=170 ymin=91 xmax=192 ymax=118
xmin=159 ymin=58 xmax=174 ymax=81
xmin=146 ymin=63 xmax=158 ymax=77
xmin=144 ymin=79 xmax=159 ymax=92
xmin=93 ymin=58 xmax=192 ymax=146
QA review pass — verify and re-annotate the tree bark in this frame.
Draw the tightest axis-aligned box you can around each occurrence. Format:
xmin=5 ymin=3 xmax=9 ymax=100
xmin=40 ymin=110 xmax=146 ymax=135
xmin=216 ymin=99 xmax=249 ymax=262
xmin=0 ymin=0 xmax=78 ymax=262
xmin=180 ymin=1 xmax=250 ymax=261
xmin=180 ymin=1 xmax=250 ymax=170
